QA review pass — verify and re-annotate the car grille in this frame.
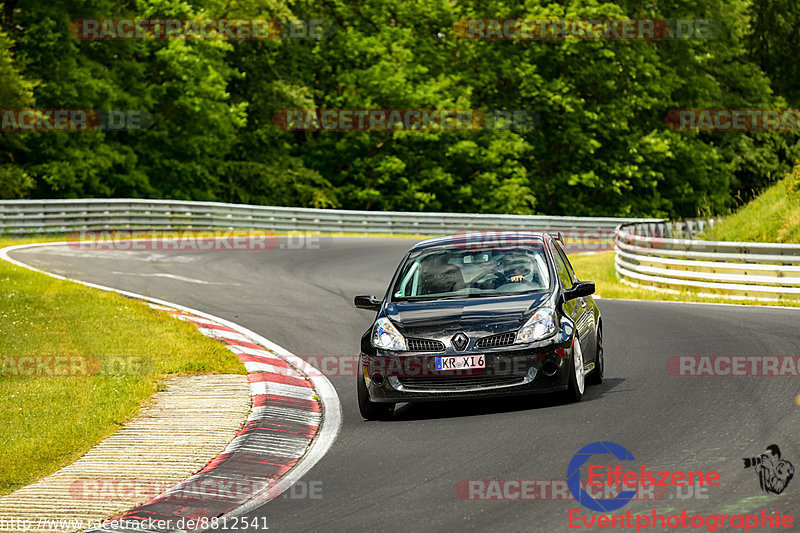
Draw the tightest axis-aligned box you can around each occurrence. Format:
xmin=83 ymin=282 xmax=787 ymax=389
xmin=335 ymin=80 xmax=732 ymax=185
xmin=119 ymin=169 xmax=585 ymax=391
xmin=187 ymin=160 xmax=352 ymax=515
xmin=406 ymin=338 xmax=446 ymax=352
xmin=397 ymin=375 xmax=524 ymax=391
xmin=475 ymin=331 xmax=517 ymax=349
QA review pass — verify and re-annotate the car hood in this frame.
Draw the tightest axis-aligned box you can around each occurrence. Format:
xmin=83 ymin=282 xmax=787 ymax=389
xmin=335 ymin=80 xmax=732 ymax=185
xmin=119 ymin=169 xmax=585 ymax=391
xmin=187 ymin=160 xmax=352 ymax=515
xmin=384 ymin=292 xmax=551 ymax=337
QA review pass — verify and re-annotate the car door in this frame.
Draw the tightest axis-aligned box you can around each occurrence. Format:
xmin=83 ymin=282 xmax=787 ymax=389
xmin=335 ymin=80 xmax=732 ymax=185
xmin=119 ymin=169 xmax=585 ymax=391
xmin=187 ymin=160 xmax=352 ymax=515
xmin=551 ymin=243 xmax=596 ymax=363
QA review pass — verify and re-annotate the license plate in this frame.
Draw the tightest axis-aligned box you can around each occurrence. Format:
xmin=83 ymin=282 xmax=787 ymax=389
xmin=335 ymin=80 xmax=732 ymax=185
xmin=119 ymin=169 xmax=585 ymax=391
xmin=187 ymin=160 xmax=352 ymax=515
xmin=435 ymin=355 xmax=485 ymax=371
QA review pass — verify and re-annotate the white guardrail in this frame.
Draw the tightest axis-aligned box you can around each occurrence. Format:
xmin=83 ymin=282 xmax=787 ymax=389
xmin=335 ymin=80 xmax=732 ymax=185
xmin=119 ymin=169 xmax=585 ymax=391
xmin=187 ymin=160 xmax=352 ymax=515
xmin=614 ymin=220 xmax=800 ymax=301
xmin=0 ymin=198 xmax=652 ymax=236
xmin=5 ymin=199 xmax=795 ymax=301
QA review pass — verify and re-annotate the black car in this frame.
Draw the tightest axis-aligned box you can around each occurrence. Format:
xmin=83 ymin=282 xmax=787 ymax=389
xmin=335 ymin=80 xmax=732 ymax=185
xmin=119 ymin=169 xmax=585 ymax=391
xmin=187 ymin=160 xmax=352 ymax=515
xmin=353 ymin=231 xmax=603 ymax=420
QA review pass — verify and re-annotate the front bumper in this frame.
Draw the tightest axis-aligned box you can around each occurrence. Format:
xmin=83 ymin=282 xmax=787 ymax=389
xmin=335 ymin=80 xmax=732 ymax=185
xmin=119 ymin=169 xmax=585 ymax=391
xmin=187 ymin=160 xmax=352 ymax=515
xmin=361 ymin=333 xmax=574 ymax=403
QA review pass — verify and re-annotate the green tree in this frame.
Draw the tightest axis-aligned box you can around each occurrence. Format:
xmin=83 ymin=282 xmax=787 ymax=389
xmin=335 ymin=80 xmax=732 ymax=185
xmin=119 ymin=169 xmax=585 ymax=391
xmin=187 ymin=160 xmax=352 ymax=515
xmin=0 ymin=0 xmax=796 ymax=218
xmin=2 ymin=0 xmax=246 ymax=200
xmin=0 ymin=12 xmax=35 ymax=199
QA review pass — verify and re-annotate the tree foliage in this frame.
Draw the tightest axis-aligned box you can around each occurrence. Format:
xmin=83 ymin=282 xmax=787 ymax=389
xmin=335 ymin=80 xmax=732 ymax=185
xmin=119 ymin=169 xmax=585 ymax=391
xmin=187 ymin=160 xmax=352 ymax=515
xmin=0 ymin=0 xmax=797 ymax=216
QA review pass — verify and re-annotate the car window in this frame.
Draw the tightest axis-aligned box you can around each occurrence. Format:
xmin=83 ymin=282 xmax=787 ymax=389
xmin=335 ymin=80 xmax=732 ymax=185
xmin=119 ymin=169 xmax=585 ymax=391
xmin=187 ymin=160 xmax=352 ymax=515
xmin=550 ymin=245 xmax=574 ymax=290
xmin=553 ymin=242 xmax=578 ymax=283
xmin=392 ymin=246 xmax=550 ymax=301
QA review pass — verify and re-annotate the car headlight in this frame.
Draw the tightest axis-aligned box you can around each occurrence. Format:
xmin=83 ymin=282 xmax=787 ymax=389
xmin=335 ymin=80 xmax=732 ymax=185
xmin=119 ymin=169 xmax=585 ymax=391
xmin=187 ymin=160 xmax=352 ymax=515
xmin=372 ymin=317 xmax=407 ymax=351
xmin=516 ymin=307 xmax=557 ymax=343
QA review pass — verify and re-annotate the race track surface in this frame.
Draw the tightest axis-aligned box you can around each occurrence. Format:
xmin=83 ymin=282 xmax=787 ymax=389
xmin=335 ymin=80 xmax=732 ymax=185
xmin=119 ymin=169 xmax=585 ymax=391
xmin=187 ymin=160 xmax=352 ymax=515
xmin=11 ymin=238 xmax=800 ymax=532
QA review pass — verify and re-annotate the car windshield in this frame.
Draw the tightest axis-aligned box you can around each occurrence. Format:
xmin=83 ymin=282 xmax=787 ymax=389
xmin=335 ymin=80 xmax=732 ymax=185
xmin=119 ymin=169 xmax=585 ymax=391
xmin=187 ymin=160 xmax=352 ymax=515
xmin=392 ymin=246 xmax=551 ymax=301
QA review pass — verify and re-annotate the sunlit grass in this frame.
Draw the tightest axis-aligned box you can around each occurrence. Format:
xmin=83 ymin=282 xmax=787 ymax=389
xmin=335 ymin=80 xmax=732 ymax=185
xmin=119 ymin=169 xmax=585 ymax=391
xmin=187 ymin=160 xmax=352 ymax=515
xmin=702 ymin=173 xmax=800 ymax=244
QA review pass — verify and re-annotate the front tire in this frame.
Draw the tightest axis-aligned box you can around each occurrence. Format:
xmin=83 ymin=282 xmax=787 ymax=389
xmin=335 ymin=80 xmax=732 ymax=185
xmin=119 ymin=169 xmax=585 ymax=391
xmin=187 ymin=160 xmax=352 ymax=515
xmin=357 ymin=373 xmax=394 ymax=420
xmin=564 ymin=337 xmax=585 ymax=402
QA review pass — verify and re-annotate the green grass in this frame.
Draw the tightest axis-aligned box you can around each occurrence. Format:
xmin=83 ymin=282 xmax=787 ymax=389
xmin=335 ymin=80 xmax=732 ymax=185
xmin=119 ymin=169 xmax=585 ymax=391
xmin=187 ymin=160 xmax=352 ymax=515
xmin=702 ymin=171 xmax=800 ymax=244
xmin=569 ymin=251 xmax=800 ymax=308
xmin=0 ymin=237 xmax=244 ymax=495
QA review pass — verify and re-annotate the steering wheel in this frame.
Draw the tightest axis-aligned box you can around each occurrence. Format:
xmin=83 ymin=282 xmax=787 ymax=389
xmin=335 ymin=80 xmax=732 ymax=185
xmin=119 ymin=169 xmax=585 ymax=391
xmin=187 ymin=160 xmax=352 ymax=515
xmin=470 ymin=270 xmax=505 ymax=289
xmin=471 ymin=269 xmax=536 ymax=290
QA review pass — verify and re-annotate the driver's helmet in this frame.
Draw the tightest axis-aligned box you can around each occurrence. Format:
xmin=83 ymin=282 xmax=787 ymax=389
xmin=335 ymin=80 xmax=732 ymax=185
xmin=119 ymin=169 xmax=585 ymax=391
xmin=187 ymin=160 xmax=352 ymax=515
xmin=501 ymin=253 xmax=534 ymax=279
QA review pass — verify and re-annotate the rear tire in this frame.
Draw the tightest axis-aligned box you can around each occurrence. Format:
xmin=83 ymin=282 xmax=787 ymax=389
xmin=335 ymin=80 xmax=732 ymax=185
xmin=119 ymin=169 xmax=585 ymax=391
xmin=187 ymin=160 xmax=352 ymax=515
xmin=586 ymin=326 xmax=604 ymax=385
xmin=564 ymin=337 xmax=585 ymax=402
xmin=357 ymin=373 xmax=394 ymax=420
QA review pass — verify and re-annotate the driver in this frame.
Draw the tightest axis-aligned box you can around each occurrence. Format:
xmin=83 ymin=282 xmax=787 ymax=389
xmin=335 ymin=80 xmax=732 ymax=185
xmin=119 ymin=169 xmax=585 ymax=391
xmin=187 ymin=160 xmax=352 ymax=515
xmin=501 ymin=253 xmax=535 ymax=283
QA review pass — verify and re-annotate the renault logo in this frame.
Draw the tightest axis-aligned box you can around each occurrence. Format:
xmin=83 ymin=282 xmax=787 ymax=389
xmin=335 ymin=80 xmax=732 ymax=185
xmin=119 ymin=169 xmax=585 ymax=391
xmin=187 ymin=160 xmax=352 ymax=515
xmin=451 ymin=332 xmax=469 ymax=351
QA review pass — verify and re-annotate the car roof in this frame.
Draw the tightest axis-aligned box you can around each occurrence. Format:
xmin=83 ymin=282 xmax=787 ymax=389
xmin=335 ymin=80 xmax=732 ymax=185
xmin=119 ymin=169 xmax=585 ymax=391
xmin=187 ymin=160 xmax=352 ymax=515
xmin=409 ymin=231 xmax=548 ymax=252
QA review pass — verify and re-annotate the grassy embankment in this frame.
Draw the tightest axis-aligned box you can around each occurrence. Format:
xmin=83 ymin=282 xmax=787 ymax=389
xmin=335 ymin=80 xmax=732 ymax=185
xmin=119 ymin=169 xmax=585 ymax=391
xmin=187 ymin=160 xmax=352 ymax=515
xmin=702 ymin=168 xmax=800 ymax=244
xmin=571 ymin=167 xmax=800 ymax=307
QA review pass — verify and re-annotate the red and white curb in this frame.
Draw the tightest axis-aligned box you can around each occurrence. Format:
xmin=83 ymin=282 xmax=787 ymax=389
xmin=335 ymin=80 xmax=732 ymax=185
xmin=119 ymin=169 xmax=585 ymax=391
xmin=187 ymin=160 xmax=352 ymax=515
xmin=0 ymin=242 xmax=341 ymax=532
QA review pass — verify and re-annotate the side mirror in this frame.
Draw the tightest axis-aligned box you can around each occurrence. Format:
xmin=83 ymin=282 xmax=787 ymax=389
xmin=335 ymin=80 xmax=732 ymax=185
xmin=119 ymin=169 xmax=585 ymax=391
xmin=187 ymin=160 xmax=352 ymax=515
xmin=354 ymin=294 xmax=382 ymax=311
xmin=564 ymin=280 xmax=595 ymax=301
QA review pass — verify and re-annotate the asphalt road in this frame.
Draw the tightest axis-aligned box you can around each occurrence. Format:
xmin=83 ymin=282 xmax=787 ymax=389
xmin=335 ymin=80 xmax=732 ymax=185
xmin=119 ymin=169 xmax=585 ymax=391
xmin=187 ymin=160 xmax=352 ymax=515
xmin=10 ymin=238 xmax=800 ymax=532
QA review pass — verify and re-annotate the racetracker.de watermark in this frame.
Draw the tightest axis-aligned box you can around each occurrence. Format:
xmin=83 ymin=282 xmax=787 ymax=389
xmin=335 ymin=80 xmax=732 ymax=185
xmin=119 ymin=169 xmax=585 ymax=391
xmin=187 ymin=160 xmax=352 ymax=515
xmin=68 ymin=478 xmax=322 ymax=503
xmin=0 ymin=355 xmax=149 ymax=377
xmin=1 ymin=110 xmax=150 ymax=131
xmin=666 ymin=356 xmax=800 ymax=377
xmin=66 ymin=230 xmax=330 ymax=252
xmin=294 ymin=355 xmax=564 ymax=378
xmin=455 ymin=478 xmax=711 ymax=501
xmin=667 ymin=109 xmax=800 ymax=131
xmin=272 ymin=109 xmax=537 ymax=131
xmin=451 ymin=230 xmax=614 ymax=252
xmin=0 ymin=516 xmax=271 ymax=532
xmin=454 ymin=19 xmax=717 ymax=40
xmin=69 ymin=18 xmax=332 ymax=40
